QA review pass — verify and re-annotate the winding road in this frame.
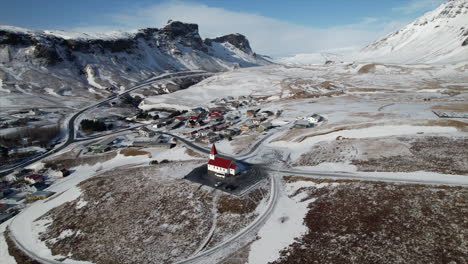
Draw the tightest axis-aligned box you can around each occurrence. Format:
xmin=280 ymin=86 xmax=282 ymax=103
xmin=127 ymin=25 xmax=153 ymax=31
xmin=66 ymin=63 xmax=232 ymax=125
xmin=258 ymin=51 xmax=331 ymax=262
xmin=0 ymin=71 xmax=212 ymax=177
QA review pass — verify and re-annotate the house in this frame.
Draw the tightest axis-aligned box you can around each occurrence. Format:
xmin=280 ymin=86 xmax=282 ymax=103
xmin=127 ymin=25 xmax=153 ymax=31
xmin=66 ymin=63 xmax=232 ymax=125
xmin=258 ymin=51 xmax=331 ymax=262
xmin=193 ymin=107 xmax=206 ymax=114
xmin=257 ymin=122 xmax=273 ymax=132
xmin=58 ymin=168 xmax=71 ymax=177
xmin=24 ymin=174 xmax=44 ymax=184
xmin=198 ymin=129 xmax=210 ymax=137
xmin=27 ymin=191 xmax=55 ymax=201
xmin=153 ymin=122 xmax=167 ymax=128
xmin=207 ymin=144 xmax=240 ymax=177
xmin=247 ymin=109 xmax=261 ymax=116
xmin=221 ymin=129 xmax=237 ymax=137
xmin=307 ymin=114 xmax=322 ymax=123
xmin=260 ymin=111 xmax=274 ymax=117
xmin=208 ymin=110 xmax=223 ymax=118
xmin=89 ymin=143 xmax=111 ymax=153
xmin=174 ymin=116 xmax=186 ymax=123
xmin=138 ymin=127 xmax=156 ymax=137
xmin=251 ymin=118 xmax=266 ymax=125
xmin=293 ymin=120 xmax=311 ymax=128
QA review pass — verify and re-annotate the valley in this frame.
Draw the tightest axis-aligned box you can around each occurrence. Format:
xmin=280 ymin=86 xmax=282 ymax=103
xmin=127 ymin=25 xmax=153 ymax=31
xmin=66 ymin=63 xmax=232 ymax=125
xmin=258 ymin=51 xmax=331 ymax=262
xmin=1 ymin=1 xmax=467 ymax=263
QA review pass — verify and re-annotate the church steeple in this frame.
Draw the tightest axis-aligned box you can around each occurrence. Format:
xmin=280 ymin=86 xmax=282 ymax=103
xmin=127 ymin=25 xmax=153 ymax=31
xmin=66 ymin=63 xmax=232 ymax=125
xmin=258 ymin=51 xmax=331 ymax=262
xmin=210 ymin=144 xmax=217 ymax=160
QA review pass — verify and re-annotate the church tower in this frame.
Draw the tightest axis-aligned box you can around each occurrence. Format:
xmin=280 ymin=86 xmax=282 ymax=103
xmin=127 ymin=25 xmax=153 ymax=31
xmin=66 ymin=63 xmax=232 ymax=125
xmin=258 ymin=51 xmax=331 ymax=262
xmin=210 ymin=144 xmax=218 ymax=160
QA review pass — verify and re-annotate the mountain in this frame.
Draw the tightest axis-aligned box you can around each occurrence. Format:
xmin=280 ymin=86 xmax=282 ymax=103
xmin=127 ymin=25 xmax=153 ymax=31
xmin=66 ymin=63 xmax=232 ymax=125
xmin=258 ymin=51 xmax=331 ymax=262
xmin=0 ymin=21 xmax=271 ymax=102
xmin=357 ymin=0 xmax=468 ymax=64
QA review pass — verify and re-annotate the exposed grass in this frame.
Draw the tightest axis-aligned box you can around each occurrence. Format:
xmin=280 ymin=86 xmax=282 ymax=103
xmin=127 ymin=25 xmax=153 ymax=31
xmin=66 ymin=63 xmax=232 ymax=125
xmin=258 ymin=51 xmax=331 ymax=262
xmin=120 ymin=147 xmax=150 ymax=157
xmin=44 ymin=151 xmax=117 ymax=168
xmin=348 ymin=88 xmax=388 ymax=92
xmin=38 ymin=162 xmax=215 ymax=264
xmin=217 ymin=195 xmax=258 ymax=215
xmin=352 ymin=136 xmax=468 ymax=175
xmin=423 ymin=119 xmax=467 ymax=132
xmin=185 ymin=148 xmax=205 ymax=158
xmin=272 ymin=180 xmax=468 ymax=264
xmin=357 ymin=63 xmax=377 ymax=74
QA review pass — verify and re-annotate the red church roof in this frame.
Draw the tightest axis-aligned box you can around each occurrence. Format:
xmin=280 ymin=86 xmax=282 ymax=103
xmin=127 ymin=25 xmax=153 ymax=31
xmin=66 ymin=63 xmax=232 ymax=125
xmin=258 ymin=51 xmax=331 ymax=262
xmin=210 ymin=144 xmax=218 ymax=155
xmin=208 ymin=144 xmax=237 ymax=170
xmin=208 ymin=157 xmax=237 ymax=170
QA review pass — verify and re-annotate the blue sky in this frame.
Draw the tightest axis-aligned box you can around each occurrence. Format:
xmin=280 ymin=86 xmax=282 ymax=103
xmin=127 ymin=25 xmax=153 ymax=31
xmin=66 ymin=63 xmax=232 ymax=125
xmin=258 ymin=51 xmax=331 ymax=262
xmin=0 ymin=0 xmax=446 ymax=56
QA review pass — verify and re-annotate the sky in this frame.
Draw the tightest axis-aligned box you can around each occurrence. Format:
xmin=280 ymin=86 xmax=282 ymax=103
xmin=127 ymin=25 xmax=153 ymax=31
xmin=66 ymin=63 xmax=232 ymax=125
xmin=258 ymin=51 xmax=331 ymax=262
xmin=0 ymin=0 xmax=446 ymax=57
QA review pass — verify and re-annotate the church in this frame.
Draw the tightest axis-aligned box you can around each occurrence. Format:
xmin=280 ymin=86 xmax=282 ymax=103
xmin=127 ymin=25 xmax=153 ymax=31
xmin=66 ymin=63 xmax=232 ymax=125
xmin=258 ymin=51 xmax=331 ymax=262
xmin=207 ymin=144 xmax=240 ymax=177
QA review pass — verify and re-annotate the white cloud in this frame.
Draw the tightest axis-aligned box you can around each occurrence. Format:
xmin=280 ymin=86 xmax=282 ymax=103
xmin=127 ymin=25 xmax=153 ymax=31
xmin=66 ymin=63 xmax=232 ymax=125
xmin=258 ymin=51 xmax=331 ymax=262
xmin=71 ymin=1 xmax=407 ymax=57
xmin=392 ymin=0 xmax=445 ymax=14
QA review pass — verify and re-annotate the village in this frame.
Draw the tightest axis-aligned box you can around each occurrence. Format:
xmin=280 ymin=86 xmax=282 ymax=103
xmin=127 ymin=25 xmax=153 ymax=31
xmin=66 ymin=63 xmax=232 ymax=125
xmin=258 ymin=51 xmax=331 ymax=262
xmin=0 ymin=92 xmax=324 ymax=224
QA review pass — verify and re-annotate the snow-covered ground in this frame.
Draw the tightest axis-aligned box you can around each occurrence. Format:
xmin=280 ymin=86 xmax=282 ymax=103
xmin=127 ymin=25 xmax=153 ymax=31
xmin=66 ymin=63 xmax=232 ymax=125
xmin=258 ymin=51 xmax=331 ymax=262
xmin=140 ymin=62 xmax=468 ymax=111
xmin=355 ymin=0 xmax=468 ymax=64
xmin=248 ymin=179 xmax=337 ymax=264
xmin=0 ymin=221 xmax=16 ymax=264
xmin=268 ymin=125 xmax=460 ymax=160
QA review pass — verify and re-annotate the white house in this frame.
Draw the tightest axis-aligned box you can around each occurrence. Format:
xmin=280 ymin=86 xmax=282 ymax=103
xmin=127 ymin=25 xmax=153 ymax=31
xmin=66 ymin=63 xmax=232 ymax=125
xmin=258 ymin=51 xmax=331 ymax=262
xmin=207 ymin=144 xmax=240 ymax=177
xmin=307 ymin=114 xmax=322 ymax=124
xmin=138 ymin=127 xmax=156 ymax=137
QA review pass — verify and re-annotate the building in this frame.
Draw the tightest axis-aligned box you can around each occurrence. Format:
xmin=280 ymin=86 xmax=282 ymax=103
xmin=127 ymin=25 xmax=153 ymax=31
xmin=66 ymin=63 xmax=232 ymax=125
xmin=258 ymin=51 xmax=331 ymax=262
xmin=247 ymin=109 xmax=261 ymax=116
xmin=138 ymin=127 xmax=156 ymax=137
xmin=24 ymin=174 xmax=44 ymax=184
xmin=293 ymin=120 xmax=312 ymax=128
xmin=257 ymin=122 xmax=273 ymax=132
xmin=307 ymin=114 xmax=322 ymax=124
xmin=260 ymin=111 xmax=274 ymax=117
xmin=207 ymin=144 xmax=240 ymax=177
xmin=27 ymin=191 xmax=55 ymax=201
xmin=251 ymin=118 xmax=266 ymax=125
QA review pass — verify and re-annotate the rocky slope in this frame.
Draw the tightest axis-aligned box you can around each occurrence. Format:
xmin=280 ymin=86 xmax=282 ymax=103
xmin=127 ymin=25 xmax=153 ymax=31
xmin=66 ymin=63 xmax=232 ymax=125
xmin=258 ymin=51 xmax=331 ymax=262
xmin=357 ymin=0 xmax=468 ymax=64
xmin=0 ymin=21 xmax=271 ymax=105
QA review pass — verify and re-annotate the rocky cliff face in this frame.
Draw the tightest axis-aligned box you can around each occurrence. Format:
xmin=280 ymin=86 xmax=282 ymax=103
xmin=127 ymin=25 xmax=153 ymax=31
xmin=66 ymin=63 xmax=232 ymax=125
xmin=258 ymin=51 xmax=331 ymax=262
xmin=0 ymin=21 xmax=271 ymax=104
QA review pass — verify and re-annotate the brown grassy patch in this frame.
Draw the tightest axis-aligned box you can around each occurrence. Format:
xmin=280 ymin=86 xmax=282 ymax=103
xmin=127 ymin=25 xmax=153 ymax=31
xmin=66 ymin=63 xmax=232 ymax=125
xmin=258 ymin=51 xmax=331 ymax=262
xmin=272 ymin=181 xmax=468 ymax=264
xmin=232 ymin=134 xmax=259 ymax=154
xmin=352 ymin=136 xmax=468 ymax=175
xmin=120 ymin=147 xmax=150 ymax=157
xmin=432 ymin=103 xmax=468 ymax=112
xmin=357 ymin=63 xmax=376 ymax=74
xmin=217 ymin=195 xmax=257 ymax=214
xmin=424 ymin=119 xmax=468 ymax=131
xmin=288 ymin=90 xmax=344 ymax=100
xmin=348 ymin=87 xmax=387 ymax=92
xmin=185 ymin=148 xmax=205 ymax=158
xmin=39 ymin=162 xmax=214 ymax=263
xmin=44 ymin=151 xmax=117 ymax=168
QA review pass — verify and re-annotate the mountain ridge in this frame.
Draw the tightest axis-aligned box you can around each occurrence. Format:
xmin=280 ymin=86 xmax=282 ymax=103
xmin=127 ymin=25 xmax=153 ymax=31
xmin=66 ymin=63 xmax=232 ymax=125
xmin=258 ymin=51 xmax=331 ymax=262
xmin=0 ymin=21 xmax=271 ymax=101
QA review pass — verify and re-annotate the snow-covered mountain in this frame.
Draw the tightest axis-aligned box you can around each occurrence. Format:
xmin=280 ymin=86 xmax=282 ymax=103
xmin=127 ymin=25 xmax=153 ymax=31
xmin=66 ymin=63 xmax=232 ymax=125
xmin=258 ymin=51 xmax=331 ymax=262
xmin=357 ymin=0 xmax=468 ymax=64
xmin=0 ymin=21 xmax=271 ymax=101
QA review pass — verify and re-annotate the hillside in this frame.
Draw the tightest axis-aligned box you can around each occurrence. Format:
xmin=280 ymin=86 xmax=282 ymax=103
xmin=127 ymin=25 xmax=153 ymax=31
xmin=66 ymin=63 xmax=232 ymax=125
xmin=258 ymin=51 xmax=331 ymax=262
xmin=0 ymin=21 xmax=271 ymax=106
xmin=357 ymin=0 xmax=468 ymax=64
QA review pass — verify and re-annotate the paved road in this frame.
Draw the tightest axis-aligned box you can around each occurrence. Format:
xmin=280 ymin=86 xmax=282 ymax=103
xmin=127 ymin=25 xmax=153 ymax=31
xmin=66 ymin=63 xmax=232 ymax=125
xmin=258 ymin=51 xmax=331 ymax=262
xmin=277 ymin=169 xmax=468 ymax=187
xmin=0 ymin=71 xmax=212 ymax=177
